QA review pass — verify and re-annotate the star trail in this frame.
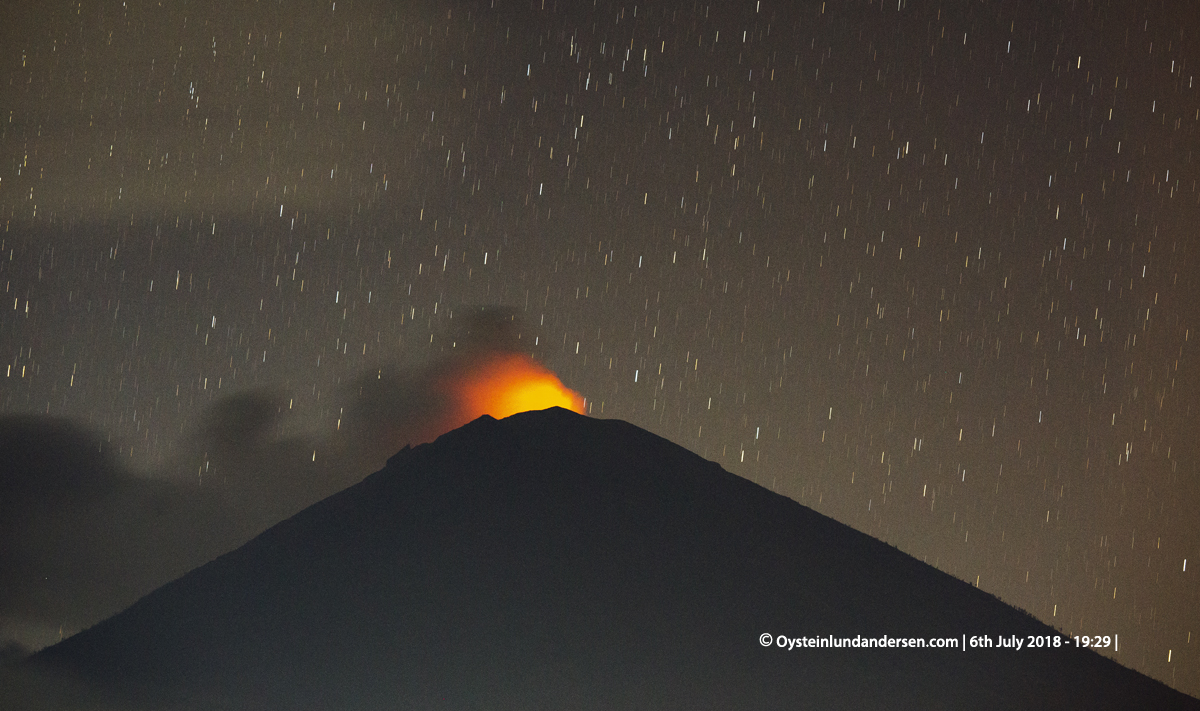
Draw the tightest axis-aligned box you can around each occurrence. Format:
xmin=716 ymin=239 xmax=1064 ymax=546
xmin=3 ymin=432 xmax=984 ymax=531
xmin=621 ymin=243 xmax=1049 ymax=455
xmin=1 ymin=0 xmax=1198 ymax=696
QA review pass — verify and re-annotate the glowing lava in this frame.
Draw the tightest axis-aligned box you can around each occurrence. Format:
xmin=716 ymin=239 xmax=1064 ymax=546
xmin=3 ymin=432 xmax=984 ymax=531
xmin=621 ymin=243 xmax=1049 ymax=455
xmin=452 ymin=353 xmax=586 ymax=421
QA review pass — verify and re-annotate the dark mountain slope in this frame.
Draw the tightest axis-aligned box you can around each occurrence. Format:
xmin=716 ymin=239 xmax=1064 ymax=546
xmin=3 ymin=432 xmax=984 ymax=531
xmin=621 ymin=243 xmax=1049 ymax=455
xmin=18 ymin=407 xmax=1200 ymax=710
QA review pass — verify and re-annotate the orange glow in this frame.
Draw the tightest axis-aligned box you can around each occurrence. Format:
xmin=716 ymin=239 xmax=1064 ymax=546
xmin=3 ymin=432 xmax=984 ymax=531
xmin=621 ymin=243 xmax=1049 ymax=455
xmin=452 ymin=353 xmax=585 ymax=421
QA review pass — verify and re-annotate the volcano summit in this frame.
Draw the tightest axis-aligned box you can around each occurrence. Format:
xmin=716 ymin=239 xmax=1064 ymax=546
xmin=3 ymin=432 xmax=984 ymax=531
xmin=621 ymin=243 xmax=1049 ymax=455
xmin=8 ymin=408 xmax=1198 ymax=709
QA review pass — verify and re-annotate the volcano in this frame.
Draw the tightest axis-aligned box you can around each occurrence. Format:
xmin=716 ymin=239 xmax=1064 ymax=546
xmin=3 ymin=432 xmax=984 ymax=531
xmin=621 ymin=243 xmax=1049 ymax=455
xmin=8 ymin=408 xmax=1198 ymax=709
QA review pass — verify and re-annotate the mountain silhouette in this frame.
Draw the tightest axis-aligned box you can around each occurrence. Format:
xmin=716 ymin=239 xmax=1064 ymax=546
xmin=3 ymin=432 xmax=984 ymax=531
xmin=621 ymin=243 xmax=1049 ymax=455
xmin=10 ymin=407 xmax=1199 ymax=709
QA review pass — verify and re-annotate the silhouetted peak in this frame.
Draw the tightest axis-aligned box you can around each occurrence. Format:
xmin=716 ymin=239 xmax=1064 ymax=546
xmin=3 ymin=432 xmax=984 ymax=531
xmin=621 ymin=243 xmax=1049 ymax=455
xmin=15 ymin=409 xmax=1198 ymax=711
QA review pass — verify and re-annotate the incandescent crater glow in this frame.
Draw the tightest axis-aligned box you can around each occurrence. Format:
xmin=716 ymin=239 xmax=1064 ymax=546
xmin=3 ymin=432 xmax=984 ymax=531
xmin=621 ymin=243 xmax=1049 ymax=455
xmin=452 ymin=353 xmax=586 ymax=421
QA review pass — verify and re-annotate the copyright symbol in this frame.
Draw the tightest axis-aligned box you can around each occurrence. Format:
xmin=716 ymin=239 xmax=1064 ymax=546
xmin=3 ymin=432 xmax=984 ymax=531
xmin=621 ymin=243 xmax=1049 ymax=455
xmin=759 ymin=633 xmax=773 ymax=647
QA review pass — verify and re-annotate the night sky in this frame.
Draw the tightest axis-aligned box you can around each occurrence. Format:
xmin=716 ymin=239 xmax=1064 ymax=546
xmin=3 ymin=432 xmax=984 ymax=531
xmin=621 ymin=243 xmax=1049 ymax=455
xmin=2 ymin=0 xmax=1198 ymax=697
